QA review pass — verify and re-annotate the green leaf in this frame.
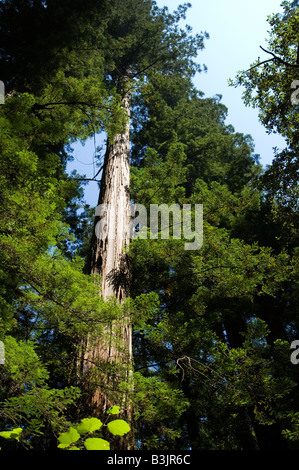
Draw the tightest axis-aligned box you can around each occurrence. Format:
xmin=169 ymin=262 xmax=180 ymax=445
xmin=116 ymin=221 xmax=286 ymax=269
xmin=58 ymin=427 xmax=80 ymax=448
xmin=77 ymin=417 xmax=103 ymax=434
xmin=106 ymin=406 xmax=120 ymax=415
xmin=0 ymin=428 xmax=22 ymax=440
xmin=84 ymin=438 xmax=110 ymax=450
xmin=107 ymin=420 xmax=130 ymax=436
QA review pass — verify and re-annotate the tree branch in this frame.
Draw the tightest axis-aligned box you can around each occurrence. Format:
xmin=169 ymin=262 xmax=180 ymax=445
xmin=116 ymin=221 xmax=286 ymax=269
xmin=260 ymin=45 xmax=299 ymax=67
xmin=245 ymin=58 xmax=274 ymax=72
xmin=245 ymin=45 xmax=299 ymax=72
xmin=32 ymin=101 xmax=110 ymax=111
xmin=71 ymin=177 xmax=101 ymax=183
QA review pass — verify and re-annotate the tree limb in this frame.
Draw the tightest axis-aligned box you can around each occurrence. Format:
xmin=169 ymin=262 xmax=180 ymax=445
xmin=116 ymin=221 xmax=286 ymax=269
xmin=245 ymin=45 xmax=299 ymax=72
xmin=71 ymin=177 xmax=101 ymax=183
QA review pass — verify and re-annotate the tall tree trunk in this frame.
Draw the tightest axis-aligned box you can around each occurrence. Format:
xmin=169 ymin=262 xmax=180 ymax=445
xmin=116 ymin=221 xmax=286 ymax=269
xmin=82 ymin=82 xmax=134 ymax=449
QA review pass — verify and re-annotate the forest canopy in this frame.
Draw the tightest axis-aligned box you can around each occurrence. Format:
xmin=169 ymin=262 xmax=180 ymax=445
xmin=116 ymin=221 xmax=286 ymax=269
xmin=0 ymin=0 xmax=298 ymax=452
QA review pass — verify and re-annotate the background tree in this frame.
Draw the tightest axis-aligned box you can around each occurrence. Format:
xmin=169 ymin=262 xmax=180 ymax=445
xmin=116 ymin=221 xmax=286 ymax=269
xmin=82 ymin=1 xmax=209 ymax=450
xmin=231 ymin=0 xmax=299 ymax=249
xmin=1 ymin=0 xmax=299 ymax=451
xmin=128 ymin=14 xmax=299 ymax=445
xmin=0 ymin=0 xmax=126 ymax=449
xmin=0 ymin=0 xmax=209 ymax=450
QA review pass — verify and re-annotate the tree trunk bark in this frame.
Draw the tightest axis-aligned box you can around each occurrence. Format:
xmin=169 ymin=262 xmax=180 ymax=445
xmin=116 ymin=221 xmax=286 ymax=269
xmin=82 ymin=83 xmax=134 ymax=450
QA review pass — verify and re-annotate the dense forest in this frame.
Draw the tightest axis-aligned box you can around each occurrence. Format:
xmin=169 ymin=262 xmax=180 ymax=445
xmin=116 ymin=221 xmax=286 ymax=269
xmin=0 ymin=0 xmax=298 ymax=452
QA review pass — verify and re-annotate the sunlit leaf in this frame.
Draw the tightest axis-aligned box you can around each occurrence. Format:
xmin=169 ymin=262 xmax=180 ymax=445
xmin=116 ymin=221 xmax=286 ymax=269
xmin=84 ymin=438 xmax=110 ymax=450
xmin=58 ymin=427 xmax=80 ymax=447
xmin=0 ymin=428 xmax=23 ymax=441
xmin=107 ymin=420 xmax=130 ymax=436
xmin=106 ymin=406 xmax=120 ymax=415
xmin=77 ymin=417 xmax=103 ymax=434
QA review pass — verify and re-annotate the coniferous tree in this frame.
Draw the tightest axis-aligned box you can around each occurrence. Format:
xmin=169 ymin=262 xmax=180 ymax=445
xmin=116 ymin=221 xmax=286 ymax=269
xmin=231 ymin=0 xmax=299 ymax=249
xmin=1 ymin=0 xmax=298 ymax=452
xmin=128 ymin=13 xmax=298 ymax=446
xmin=81 ymin=1 xmax=208 ymax=449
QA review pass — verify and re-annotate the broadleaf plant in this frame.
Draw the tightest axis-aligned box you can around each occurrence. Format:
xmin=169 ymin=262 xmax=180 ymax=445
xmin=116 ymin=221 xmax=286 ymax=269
xmin=56 ymin=407 xmax=130 ymax=450
xmin=107 ymin=420 xmax=131 ymax=437
xmin=0 ymin=408 xmax=130 ymax=451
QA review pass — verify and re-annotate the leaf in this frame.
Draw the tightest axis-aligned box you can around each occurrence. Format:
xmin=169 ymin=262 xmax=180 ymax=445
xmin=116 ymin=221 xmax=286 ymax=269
xmin=106 ymin=406 xmax=120 ymax=415
xmin=77 ymin=418 xmax=103 ymax=434
xmin=58 ymin=427 xmax=80 ymax=448
xmin=107 ymin=420 xmax=130 ymax=436
xmin=84 ymin=438 xmax=110 ymax=450
xmin=0 ymin=428 xmax=23 ymax=441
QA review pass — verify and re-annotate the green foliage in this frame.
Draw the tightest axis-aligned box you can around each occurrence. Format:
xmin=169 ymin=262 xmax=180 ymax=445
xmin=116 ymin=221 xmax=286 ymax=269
xmin=107 ymin=420 xmax=131 ymax=437
xmin=1 ymin=0 xmax=298 ymax=452
xmin=230 ymin=0 xmax=299 ymax=248
xmin=0 ymin=428 xmax=22 ymax=441
xmin=129 ymin=48 xmax=298 ymax=451
xmin=58 ymin=427 xmax=81 ymax=449
xmin=57 ymin=409 xmax=130 ymax=450
xmin=131 ymin=73 xmax=260 ymax=193
xmin=0 ymin=336 xmax=81 ymax=446
xmin=231 ymin=1 xmax=299 ymax=142
xmin=84 ymin=438 xmax=110 ymax=451
xmin=106 ymin=406 xmax=121 ymax=415
xmin=76 ymin=418 xmax=103 ymax=434
xmin=0 ymin=427 xmax=23 ymax=450
xmin=131 ymin=372 xmax=189 ymax=449
xmin=0 ymin=408 xmax=130 ymax=451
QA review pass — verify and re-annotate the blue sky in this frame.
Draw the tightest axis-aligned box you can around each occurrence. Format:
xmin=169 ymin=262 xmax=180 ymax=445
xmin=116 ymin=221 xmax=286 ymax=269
xmin=167 ymin=0 xmax=286 ymax=164
xmin=69 ymin=0 xmax=287 ymax=206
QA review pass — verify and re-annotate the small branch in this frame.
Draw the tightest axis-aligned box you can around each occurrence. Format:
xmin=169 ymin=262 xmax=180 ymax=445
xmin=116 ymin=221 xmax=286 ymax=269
xmin=259 ymin=45 xmax=299 ymax=68
xmin=92 ymin=163 xmax=104 ymax=180
xmin=245 ymin=45 xmax=299 ymax=72
xmin=245 ymin=58 xmax=274 ymax=72
xmin=71 ymin=177 xmax=101 ymax=183
xmin=129 ymin=57 xmax=163 ymax=79
xmin=32 ymin=101 xmax=111 ymax=111
xmin=68 ymin=153 xmax=118 ymax=184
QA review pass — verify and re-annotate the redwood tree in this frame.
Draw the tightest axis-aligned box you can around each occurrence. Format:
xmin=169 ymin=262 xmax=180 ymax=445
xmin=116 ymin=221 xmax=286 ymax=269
xmin=81 ymin=0 xmax=208 ymax=449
